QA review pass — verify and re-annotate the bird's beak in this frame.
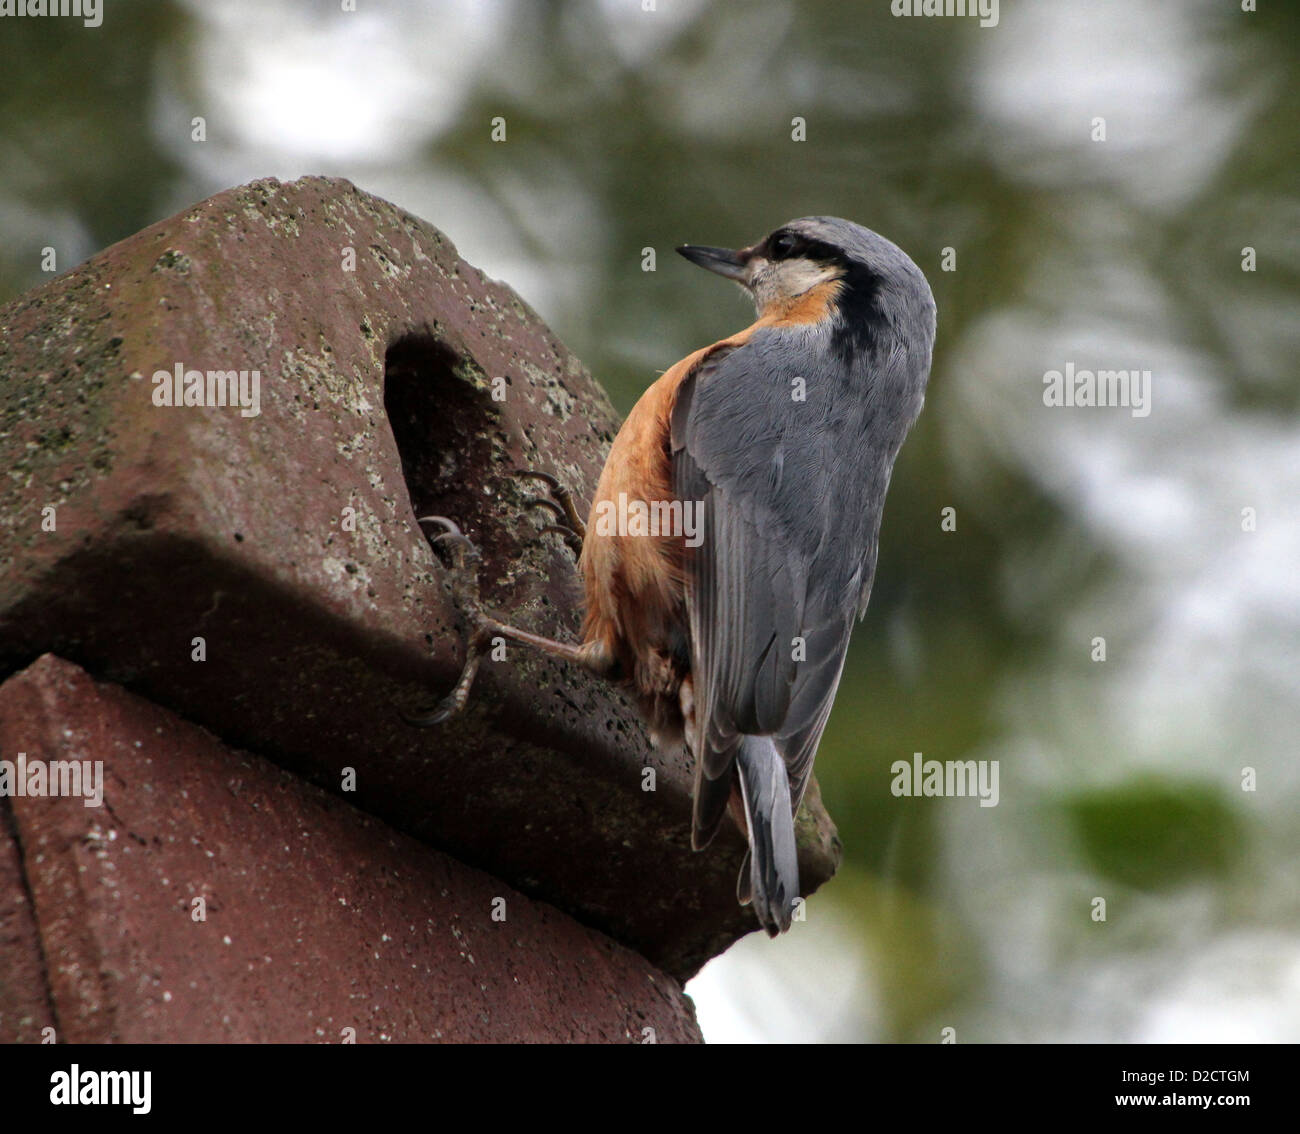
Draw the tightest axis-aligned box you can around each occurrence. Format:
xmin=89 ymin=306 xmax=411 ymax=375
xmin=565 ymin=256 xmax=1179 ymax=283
xmin=675 ymin=243 xmax=751 ymax=283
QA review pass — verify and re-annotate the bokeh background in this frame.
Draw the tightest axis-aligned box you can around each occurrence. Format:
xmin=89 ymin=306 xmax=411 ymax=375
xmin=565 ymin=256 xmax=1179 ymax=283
xmin=2 ymin=0 xmax=1296 ymax=1043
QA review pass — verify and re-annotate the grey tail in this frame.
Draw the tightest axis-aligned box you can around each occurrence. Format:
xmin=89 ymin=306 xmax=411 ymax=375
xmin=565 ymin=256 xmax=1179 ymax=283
xmin=734 ymin=735 xmax=799 ymax=936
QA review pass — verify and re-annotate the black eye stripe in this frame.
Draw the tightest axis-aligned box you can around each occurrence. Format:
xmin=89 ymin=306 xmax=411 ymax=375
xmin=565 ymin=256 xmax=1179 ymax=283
xmin=767 ymin=232 xmax=839 ymax=263
xmin=769 ymin=232 xmax=802 ymax=260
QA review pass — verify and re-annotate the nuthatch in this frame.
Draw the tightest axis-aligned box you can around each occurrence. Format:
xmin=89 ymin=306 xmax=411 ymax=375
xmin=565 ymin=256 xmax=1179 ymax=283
xmin=410 ymin=217 xmax=936 ymax=936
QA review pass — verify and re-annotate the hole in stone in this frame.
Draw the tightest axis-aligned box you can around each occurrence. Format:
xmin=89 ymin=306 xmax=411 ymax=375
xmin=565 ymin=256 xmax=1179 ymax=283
xmin=384 ymin=332 xmax=500 ymax=549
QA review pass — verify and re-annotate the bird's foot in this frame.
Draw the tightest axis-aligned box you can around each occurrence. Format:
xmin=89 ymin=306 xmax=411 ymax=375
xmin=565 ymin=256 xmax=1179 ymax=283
xmin=514 ymin=469 xmax=586 ymax=558
xmin=416 ymin=514 xmax=485 ymax=608
xmin=403 ymin=516 xmax=492 ymax=726
xmin=403 ymin=512 xmax=595 ymax=728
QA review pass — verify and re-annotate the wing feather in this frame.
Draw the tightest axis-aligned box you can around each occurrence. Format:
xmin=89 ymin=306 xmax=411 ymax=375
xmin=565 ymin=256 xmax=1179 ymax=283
xmin=671 ymin=334 xmax=865 ymax=841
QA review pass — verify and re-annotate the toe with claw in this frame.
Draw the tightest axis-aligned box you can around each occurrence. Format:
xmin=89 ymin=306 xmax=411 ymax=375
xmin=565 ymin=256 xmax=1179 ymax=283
xmin=514 ymin=469 xmax=586 ymax=556
xmin=403 ymin=515 xmax=489 ymax=726
xmin=403 ymin=493 xmax=597 ymax=729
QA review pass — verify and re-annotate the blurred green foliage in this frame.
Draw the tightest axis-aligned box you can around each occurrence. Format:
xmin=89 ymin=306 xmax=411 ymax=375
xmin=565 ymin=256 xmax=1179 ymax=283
xmin=1065 ymin=779 xmax=1242 ymax=891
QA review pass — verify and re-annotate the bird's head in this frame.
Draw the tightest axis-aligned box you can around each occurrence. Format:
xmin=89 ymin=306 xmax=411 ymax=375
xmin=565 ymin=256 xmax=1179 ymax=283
xmin=676 ymin=216 xmax=935 ymax=360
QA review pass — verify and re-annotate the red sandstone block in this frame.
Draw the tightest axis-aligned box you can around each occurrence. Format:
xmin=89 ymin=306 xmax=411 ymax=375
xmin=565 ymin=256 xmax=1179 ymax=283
xmin=0 ymin=655 xmax=701 ymax=1043
xmin=0 ymin=800 xmax=55 ymax=1043
xmin=0 ymin=177 xmax=838 ymax=976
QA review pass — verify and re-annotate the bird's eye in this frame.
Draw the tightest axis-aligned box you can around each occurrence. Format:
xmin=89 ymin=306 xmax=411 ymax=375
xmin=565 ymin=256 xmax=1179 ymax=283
xmin=770 ymin=232 xmax=803 ymax=260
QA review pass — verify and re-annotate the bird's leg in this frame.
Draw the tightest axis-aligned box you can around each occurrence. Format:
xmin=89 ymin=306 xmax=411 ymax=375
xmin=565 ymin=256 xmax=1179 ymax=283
xmin=514 ymin=469 xmax=586 ymax=558
xmin=403 ymin=515 xmax=599 ymax=727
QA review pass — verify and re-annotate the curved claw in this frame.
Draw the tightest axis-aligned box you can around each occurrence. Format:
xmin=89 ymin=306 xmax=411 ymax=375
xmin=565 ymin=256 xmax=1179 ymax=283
xmin=511 ymin=471 xmax=587 ymax=546
xmin=416 ymin=514 xmax=461 ymax=536
xmin=432 ymin=531 xmax=474 ymax=551
xmin=400 ymin=698 xmax=459 ymax=728
xmin=523 ymin=497 xmax=566 ymax=522
xmin=539 ymin=524 xmax=584 ymax=556
xmin=416 ymin=515 xmax=475 ymax=553
xmin=512 ymin=469 xmax=561 ymax=491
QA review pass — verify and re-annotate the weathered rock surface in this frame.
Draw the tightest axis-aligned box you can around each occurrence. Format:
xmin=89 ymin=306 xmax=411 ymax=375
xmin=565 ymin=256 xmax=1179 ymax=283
xmin=0 ymin=655 xmax=699 ymax=1042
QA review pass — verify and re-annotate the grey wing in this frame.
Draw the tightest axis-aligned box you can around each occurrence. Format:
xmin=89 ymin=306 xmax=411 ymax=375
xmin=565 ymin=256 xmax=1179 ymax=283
xmin=671 ymin=338 xmax=863 ymax=847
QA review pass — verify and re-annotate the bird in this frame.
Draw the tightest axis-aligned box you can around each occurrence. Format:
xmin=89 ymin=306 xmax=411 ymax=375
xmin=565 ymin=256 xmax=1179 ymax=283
xmin=408 ymin=216 xmax=936 ymax=936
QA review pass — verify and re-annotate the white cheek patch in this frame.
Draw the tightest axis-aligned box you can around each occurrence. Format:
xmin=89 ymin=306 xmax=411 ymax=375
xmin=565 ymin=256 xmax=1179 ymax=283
xmin=750 ymin=258 xmax=844 ymax=309
xmin=780 ymin=259 xmax=843 ymax=293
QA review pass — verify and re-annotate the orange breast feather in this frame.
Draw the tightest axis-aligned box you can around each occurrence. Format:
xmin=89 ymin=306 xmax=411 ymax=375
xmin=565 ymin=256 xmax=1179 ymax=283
xmin=578 ymin=278 xmax=842 ymax=674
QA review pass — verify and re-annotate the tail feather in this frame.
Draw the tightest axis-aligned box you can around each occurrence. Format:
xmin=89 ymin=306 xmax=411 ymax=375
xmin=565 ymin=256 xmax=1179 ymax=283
xmin=691 ymin=763 xmax=733 ymax=851
xmin=735 ymin=735 xmax=799 ymax=935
